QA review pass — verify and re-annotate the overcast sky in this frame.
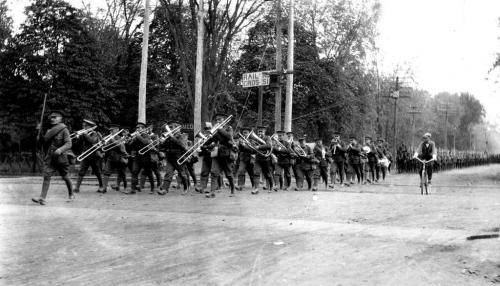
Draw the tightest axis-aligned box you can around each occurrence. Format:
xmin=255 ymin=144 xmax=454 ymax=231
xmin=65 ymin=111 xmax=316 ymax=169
xmin=6 ymin=0 xmax=500 ymax=126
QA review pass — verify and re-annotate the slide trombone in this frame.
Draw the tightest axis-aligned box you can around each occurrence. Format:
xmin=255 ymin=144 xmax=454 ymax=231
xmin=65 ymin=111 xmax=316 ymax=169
xmin=177 ymin=115 xmax=233 ymax=165
xmin=138 ymin=125 xmax=181 ymax=155
xmin=101 ymin=126 xmax=151 ymax=152
xmin=70 ymin=126 xmax=97 ymax=140
xmin=77 ymin=129 xmax=124 ymax=161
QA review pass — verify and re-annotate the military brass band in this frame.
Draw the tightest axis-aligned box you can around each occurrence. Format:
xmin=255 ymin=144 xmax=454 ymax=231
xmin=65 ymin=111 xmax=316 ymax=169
xmin=31 ymin=110 xmax=500 ymax=204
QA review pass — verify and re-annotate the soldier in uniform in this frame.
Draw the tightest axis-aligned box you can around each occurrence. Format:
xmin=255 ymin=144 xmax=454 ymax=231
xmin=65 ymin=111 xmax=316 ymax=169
xmin=157 ymin=121 xmax=188 ymax=195
xmin=72 ymin=119 xmax=104 ymax=193
xmin=364 ymin=136 xmax=378 ymax=184
xmin=123 ymin=122 xmax=154 ymax=194
xmin=194 ymin=124 xmax=214 ymax=194
xmin=100 ymin=124 xmax=128 ymax=193
xmin=205 ymin=113 xmax=236 ymax=198
xmin=236 ymin=126 xmax=255 ymax=191
xmin=273 ymin=130 xmax=292 ymax=191
xmin=346 ymin=136 xmax=362 ymax=184
xmin=32 ymin=110 xmax=74 ymax=205
xmin=251 ymin=126 xmax=274 ymax=194
xmin=287 ymin=131 xmax=298 ymax=186
xmin=139 ymin=129 xmax=162 ymax=194
xmin=313 ymin=138 xmax=329 ymax=190
xmin=329 ymin=131 xmax=347 ymax=187
xmin=294 ymin=135 xmax=315 ymax=191
xmin=376 ymin=138 xmax=388 ymax=181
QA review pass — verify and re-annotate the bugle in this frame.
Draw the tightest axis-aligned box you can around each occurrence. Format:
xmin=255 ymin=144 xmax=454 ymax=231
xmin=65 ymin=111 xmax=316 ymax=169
xmin=176 ymin=115 xmax=233 ymax=165
xmin=70 ymin=126 xmax=97 ymax=140
xmin=77 ymin=129 xmax=124 ymax=161
xmin=138 ymin=125 xmax=181 ymax=155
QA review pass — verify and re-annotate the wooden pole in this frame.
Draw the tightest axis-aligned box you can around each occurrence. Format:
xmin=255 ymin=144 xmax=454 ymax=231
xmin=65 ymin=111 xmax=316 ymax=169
xmin=274 ymin=0 xmax=282 ymax=132
xmin=138 ymin=0 xmax=151 ymax=124
xmin=194 ymin=1 xmax=205 ymax=135
xmin=284 ymin=0 xmax=294 ymax=132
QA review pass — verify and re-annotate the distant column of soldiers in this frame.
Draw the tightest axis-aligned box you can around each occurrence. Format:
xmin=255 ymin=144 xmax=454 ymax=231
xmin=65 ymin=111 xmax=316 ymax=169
xmin=397 ymin=143 xmax=499 ymax=174
xmin=30 ymin=111 xmax=500 ymax=205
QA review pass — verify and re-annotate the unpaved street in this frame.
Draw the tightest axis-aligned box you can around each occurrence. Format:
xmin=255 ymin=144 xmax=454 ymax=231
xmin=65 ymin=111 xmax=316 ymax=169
xmin=1 ymin=165 xmax=500 ymax=285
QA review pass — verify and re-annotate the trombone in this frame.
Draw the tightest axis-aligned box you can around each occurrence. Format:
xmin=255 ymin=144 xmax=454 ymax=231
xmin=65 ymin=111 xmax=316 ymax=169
xmin=177 ymin=115 xmax=233 ymax=165
xmin=138 ymin=125 xmax=181 ymax=155
xmin=77 ymin=129 xmax=124 ymax=161
xmin=101 ymin=126 xmax=151 ymax=152
xmin=70 ymin=126 xmax=97 ymax=140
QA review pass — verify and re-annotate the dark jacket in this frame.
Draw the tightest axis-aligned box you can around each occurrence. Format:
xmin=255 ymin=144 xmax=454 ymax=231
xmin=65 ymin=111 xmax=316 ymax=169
xmin=41 ymin=123 xmax=72 ymax=164
xmin=330 ymin=141 xmax=347 ymax=162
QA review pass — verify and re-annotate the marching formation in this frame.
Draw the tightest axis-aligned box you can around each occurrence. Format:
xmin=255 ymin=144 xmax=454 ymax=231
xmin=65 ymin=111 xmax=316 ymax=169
xmin=31 ymin=110 xmax=498 ymax=205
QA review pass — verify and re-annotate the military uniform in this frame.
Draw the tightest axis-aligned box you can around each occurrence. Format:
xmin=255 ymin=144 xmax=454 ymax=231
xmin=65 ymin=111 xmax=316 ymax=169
xmin=346 ymin=136 xmax=362 ymax=184
xmin=158 ymin=123 xmax=188 ymax=195
xmin=364 ymin=136 xmax=378 ymax=183
xmin=273 ymin=131 xmax=292 ymax=191
xmin=329 ymin=132 xmax=347 ymax=186
xmin=205 ymin=113 xmax=236 ymax=198
xmin=294 ymin=136 xmax=315 ymax=191
xmin=73 ymin=119 xmax=104 ymax=193
xmin=32 ymin=110 xmax=74 ymax=205
xmin=101 ymin=124 xmax=128 ymax=192
xmin=251 ymin=126 xmax=274 ymax=194
xmin=236 ymin=127 xmax=255 ymax=190
xmin=312 ymin=139 xmax=329 ymax=190
xmin=125 ymin=122 xmax=154 ymax=194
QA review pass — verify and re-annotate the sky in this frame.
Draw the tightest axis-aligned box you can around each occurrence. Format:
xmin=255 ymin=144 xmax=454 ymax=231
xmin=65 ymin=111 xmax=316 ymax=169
xmin=5 ymin=0 xmax=500 ymax=126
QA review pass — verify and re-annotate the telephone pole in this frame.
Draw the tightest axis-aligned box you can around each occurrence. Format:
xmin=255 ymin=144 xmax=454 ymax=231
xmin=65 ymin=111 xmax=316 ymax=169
xmin=284 ymin=0 xmax=294 ymax=132
xmin=138 ymin=0 xmax=151 ymax=124
xmin=274 ymin=0 xmax=283 ymax=132
xmin=194 ymin=1 xmax=205 ymax=135
xmin=437 ymin=103 xmax=457 ymax=150
xmin=384 ymin=77 xmax=409 ymax=161
xmin=407 ymin=105 xmax=421 ymax=149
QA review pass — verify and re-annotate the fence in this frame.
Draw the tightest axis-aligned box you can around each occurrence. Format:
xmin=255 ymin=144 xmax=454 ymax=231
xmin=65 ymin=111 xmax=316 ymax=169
xmin=0 ymin=152 xmax=42 ymax=174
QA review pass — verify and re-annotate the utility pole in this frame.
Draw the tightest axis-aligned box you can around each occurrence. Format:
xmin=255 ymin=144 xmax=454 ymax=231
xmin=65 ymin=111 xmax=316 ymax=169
xmin=194 ymin=0 xmax=205 ymax=135
xmin=407 ymin=105 xmax=421 ymax=150
xmin=384 ymin=77 xmax=409 ymax=162
xmin=437 ymin=103 xmax=457 ymax=150
xmin=284 ymin=0 xmax=294 ymax=132
xmin=138 ymin=0 xmax=151 ymax=124
xmin=258 ymin=87 xmax=263 ymax=125
xmin=274 ymin=0 xmax=283 ymax=132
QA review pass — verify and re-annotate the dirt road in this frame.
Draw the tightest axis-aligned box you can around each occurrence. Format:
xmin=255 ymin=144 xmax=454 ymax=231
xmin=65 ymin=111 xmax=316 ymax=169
xmin=1 ymin=165 xmax=500 ymax=285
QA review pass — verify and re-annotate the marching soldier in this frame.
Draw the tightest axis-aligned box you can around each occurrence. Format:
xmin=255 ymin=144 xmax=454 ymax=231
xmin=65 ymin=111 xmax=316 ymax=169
xmin=32 ymin=110 xmax=75 ymax=205
xmin=194 ymin=124 xmax=214 ymax=194
xmin=313 ymin=138 xmax=329 ymax=190
xmin=251 ymin=126 xmax=274 ymax=194
xmin=205 ymin=113 xmax=236 ymax=198
xmin=287 ymin=131 xmax=299 ymax=186
xmin=73 ymin=119 xmax=104 ymax=193
xmin=294 ymin=135 xmax=315 ymax=191
xmin=273 ymin=130 xmax=292 ymax=191
xmin=236 ymin=126 xmax=255 ymax=191
xmin=364 ymin=136 xmax=378 ymax=184
xmin=123 ymin=122 xmax=154 ymax=194
xmin=375 ymin=138 xmax=388 ymax=181
xmin=100 ymin=124 xmax=128 ymax=193
xmin=329 ymin=131 xmax=347 ymax=187
xmin=347 ymin=136 xmax=362 ymax=184
xmin=157 ymin=122 xmax=188 ymax=195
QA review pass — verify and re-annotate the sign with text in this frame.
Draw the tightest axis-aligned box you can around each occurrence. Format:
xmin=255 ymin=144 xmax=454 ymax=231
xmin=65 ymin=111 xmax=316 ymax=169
xmin=240 ymin=71 xmax=271 ymax=88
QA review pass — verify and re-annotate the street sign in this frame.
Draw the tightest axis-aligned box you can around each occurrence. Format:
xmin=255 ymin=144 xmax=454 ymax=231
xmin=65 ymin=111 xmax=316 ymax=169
xmin=240 ymin=71 xmax=271 ymax=88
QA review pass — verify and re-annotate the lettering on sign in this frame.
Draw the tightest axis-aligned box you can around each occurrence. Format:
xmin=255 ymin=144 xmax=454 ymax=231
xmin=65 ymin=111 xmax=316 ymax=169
xmin=240 ymin=71 xmax=271 ymax=88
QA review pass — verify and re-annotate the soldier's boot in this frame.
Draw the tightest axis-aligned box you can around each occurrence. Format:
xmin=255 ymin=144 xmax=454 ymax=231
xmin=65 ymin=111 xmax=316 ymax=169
xmin=32 ymin=177 xmax=51 ymax=205
xmin=158 ymin=181 xmax=170 ymax=195
xmin=101 ymin=175 xmax=110 ymax=194
xmin=96 ymin=173 xmax=104 ymax=193
xmin=73 ymin=175 xmax=83 ymax=193
xmin=227 ymin=177 xmax=235 ymax=197
xmin=251 ymin=176 xmax=260 ymax=194
xmin=63 ymin=175 xmax=75 ymax=201
xmin=312 ymin=178 xmax=319 ymax=192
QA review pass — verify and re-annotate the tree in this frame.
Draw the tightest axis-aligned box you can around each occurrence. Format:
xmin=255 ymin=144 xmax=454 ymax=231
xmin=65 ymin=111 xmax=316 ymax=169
xmin=0 ymin=0 xmax=12 ymax=49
